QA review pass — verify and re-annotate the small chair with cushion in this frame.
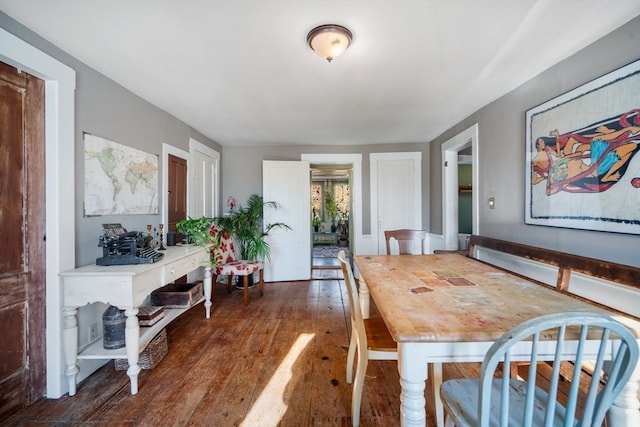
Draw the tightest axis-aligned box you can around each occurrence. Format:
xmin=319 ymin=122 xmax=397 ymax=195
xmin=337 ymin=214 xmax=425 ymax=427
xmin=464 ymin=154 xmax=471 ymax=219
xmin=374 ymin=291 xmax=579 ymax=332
xmin=209 ymin=224 xmax=263 ymax=306
xmin=440 ymin=311 xmax=639 ymax=427
xmin=384 ymin=229 xmax=426 ymax=255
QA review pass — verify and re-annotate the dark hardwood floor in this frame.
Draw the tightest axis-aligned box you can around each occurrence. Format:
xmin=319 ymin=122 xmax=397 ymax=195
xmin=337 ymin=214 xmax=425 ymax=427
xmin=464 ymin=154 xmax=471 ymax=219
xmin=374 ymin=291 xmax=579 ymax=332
xmin=5 ymin=268 xmax=481 ymax=426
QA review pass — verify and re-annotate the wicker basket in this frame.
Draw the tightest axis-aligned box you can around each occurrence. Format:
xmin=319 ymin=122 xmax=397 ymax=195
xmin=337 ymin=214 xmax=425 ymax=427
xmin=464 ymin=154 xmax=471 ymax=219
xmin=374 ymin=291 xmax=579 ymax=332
xmin=114 ymin=328 xmax=168 ymax=371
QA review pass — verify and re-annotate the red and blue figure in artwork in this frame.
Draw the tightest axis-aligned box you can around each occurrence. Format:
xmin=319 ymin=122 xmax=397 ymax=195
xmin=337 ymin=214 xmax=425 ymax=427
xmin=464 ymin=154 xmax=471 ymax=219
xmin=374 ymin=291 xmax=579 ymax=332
xmin=531 ymin=109 xmax=640 ymax=195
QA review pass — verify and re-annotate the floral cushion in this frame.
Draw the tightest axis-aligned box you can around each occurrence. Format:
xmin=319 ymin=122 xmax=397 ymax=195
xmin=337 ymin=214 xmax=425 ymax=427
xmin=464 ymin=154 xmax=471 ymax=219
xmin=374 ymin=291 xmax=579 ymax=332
xmin=216 ymin=260 xmax=263 ymax=276
xmin=209 ymin=224 xmax=263 ymax=276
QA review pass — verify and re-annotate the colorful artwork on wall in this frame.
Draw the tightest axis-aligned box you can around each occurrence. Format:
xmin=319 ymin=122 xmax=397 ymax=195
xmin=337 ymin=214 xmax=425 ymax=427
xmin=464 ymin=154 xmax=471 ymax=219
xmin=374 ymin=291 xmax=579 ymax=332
xmin=525 ymin=60 xmax=640 ymax=234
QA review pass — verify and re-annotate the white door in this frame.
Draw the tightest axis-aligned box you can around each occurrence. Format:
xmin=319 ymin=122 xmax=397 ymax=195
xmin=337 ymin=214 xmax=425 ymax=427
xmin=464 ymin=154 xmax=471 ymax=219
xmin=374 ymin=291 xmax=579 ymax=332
xmin=190 ymin=138 xmax=219 ymax=218
xmin=263 ymin=160 xmax=311 ymax=281
xmin=371 ymin=153 xmax=422 ymax=254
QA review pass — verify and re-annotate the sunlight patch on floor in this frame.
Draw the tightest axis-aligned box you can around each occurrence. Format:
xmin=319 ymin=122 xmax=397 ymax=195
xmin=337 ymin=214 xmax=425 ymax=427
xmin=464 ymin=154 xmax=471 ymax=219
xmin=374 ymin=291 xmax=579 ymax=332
xmin=240 ymin=333 xmax=315 ymax=427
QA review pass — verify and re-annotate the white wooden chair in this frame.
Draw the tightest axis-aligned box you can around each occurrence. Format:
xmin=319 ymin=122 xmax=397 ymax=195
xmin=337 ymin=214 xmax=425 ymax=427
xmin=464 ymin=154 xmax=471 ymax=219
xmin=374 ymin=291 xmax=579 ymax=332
xmin=338 ymin=250 xmax=397 ymax=427
xmin=384 ymin=229 xmax=426 ymax=255
xmin=384 ymin=229 xmax=447 ymax=424
xmin=440 ymin=311 xmax=639 ymax=427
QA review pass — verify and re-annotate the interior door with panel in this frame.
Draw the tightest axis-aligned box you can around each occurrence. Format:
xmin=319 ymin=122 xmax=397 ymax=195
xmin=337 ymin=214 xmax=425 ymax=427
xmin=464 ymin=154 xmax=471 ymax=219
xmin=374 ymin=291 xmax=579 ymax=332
xmin=0 ymin=61 xmax=46 ymax=418
xmin=167 ymin=154 xmax=187 ymax=235
xmin=263 ymin=160 xmax=311 ymax=281
xmin=370 ymin=153 xmax=422 ymax=254
xmin=189 ymin=139 xmax=219 ymax=218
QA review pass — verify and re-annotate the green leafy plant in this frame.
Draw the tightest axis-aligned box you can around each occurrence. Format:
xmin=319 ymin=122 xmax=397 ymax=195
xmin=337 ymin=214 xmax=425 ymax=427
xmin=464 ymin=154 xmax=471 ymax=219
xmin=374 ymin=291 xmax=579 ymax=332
xmin=213 ymin=194 xmax=290 ymax=261
xmin=324 ymin=191 xmax=338 ymax=224
xmin=176 ymin=216 xmax=212 ymax=246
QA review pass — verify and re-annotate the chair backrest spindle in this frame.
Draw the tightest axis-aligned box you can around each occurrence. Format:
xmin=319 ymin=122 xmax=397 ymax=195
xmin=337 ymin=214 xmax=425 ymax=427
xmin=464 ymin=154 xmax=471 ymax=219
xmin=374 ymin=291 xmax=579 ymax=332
xmin=466 ymin=312 xmax=639 ymax=427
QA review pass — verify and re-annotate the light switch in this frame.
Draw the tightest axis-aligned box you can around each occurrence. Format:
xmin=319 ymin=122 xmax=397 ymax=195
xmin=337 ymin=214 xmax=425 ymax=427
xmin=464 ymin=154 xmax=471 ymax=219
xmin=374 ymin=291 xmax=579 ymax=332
xmin=488 ymin=197 xmax=495 ymax=209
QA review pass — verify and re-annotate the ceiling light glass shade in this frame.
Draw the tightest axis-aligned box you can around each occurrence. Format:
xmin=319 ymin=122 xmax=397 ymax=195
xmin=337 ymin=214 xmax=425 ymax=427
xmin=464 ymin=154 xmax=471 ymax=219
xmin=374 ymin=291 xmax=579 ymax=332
xmin=307 ymin=24 xmax=352 ymax=62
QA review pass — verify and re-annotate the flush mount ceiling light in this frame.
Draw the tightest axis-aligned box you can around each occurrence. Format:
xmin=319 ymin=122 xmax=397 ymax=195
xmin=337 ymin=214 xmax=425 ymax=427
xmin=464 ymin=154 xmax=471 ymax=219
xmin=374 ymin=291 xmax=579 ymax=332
xmin=307 ymin=24 xmax=352 ymax=62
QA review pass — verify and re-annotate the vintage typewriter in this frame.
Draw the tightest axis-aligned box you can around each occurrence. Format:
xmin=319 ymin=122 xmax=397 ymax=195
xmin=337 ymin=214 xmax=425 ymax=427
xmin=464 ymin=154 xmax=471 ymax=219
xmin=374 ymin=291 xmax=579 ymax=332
xmin=96 ymin=223 xmax=164 ymax=266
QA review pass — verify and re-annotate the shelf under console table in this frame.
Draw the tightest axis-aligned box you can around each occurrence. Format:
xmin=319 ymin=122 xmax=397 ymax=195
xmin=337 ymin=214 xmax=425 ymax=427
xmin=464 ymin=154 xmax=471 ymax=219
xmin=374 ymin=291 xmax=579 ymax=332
xmin=60 ymin=245 xmax=213 ymax=396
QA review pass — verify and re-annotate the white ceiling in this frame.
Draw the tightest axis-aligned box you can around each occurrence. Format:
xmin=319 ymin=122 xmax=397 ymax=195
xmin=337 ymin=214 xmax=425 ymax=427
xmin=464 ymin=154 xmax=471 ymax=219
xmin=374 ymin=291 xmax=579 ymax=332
xmin=2 ymin=1 xmax=639 ymax=147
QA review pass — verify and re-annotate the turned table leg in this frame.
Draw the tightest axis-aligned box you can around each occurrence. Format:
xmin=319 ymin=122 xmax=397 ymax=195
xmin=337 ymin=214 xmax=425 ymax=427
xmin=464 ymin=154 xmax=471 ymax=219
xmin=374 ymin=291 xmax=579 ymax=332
xmin=358 ymin=276 xmax=370 ymax=319
xmin=62 ymin=307 xmax=79 ymax=396
xmin=203 ymin=265 xmax=212 ymax=318
xmin=124 ymin=308 xmax=140 ymax=395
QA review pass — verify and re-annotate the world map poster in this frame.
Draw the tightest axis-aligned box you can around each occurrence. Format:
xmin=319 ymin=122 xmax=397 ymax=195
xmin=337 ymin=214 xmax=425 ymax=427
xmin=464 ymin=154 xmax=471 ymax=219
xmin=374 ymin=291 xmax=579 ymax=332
xmin=84 ymin=133 xmax=159 ymax=215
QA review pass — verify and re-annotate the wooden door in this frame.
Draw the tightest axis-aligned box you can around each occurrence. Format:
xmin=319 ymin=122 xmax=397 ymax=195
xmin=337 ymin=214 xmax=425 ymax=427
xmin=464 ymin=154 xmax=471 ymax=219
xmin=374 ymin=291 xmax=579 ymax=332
xmin=189 ymin=141 xmax=219 ymax=218
xmin=263 ymin=160 xmax=311 ymax=281
xmin=0 ymin=62 xmax=46 ymax=417
xmin=167 ymin=154 xmax=187 ymax=237
xmin=371 ymin=153 xmax=422 ymax=254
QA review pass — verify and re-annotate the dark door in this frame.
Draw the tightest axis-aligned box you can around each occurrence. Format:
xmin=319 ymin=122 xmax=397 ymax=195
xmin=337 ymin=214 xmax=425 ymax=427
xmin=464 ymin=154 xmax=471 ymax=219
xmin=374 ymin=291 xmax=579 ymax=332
xmin=0 ymin=62 xmax=46 ymax=416
xmin=167 ymin=154 xmax=187 ymax=236
xmin=167 ymin=154 xmax=188 ymax=282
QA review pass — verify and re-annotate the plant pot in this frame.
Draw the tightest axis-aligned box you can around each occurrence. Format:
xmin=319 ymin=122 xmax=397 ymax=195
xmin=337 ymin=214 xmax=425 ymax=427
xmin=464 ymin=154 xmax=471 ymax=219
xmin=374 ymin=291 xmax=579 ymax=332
xmin=314 ymin=225 xmax=319 ymax=232
xmin=234 ymin=273 xmax=257 ymax=290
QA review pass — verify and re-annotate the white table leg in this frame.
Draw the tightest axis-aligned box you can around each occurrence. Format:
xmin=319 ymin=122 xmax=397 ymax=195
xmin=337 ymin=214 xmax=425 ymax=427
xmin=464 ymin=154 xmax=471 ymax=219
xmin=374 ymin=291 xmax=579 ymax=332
xmin=608 ymin=360 xmax=640 ymax=426
xmin=358 ymin=276 xmax=370 ymax=319
xmin=203 ymin=265 xmax=212 ymax=318
xmin=124 ymin=308 xmax=141 ymax=395
xmin=62 ymin=307 xmax=79 ymax=396
xmin=398 ymin=343 xmax=429 ymax=427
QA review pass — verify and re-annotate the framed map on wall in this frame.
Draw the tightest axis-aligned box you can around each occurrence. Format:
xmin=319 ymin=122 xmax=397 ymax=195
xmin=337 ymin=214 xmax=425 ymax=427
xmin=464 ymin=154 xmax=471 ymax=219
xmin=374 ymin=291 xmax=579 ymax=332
xmin=84 ymin=133 xmax=159 ymax=216
xmin=525 ymin=60 xmax=640 ymax=235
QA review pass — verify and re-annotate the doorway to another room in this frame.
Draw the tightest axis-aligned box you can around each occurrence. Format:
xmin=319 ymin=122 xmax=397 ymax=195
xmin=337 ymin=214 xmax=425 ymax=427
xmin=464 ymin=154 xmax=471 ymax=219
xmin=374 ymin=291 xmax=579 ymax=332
xmin=311 ymin=167 xmax=351 ymax=279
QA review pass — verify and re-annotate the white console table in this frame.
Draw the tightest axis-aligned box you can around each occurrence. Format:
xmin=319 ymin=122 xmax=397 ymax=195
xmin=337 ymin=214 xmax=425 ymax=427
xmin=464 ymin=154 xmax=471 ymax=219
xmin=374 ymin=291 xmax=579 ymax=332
xmin=60 ymin=245 xmax=212 ymax=396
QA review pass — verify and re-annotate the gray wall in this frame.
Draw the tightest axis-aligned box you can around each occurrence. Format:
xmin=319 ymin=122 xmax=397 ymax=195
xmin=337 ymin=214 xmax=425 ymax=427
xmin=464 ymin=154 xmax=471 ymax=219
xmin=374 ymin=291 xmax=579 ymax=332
xmin=3 ymin=10 xmax=637 ymax=268
xmin=0 ymin=12 xmax=222 ymax=267
xmin=222 ymin=18 xmax=640 ymax=267
xmin=429 ymin=16 xmax=640 ymax=267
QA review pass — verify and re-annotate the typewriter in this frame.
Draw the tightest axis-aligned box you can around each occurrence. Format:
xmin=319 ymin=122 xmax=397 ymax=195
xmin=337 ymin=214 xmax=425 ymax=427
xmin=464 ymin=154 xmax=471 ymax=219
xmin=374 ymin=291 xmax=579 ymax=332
xmin=96 ymin=223 xmax=164 ymax=266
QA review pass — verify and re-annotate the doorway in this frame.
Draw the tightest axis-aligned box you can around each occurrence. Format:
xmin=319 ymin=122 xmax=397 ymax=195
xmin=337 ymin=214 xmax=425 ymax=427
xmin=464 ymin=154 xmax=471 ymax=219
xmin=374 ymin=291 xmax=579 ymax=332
xmin=442 ymin=123 xmax=479 ymax=250
xmin=310 ymin=167 xmax=351 ymax=278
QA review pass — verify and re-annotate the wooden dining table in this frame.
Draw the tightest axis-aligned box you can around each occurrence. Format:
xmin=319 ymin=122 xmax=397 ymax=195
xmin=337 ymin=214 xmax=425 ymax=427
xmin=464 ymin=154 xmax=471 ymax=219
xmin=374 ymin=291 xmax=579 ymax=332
xmin=354 ymin=253 xmax=640 ymax=427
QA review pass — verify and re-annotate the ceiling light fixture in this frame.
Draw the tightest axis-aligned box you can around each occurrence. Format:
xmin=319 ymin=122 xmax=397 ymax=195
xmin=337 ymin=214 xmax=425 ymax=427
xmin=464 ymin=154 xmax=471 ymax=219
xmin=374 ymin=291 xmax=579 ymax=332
xmin=307 ymin=24 xmax=352 ymax=62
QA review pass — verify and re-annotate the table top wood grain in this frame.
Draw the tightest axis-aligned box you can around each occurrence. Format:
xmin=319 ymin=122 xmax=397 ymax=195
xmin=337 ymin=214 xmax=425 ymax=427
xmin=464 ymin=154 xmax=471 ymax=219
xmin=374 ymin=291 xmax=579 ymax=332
xmin=354 ymin=254 xmax=639 ymax=343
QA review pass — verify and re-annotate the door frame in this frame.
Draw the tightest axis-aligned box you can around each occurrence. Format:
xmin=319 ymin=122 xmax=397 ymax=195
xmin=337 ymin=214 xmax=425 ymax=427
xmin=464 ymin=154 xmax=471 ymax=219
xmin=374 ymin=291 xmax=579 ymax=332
xmin=1 ymin=28 xmax=76 ymax=398
xmin=301 ymin=154 xmax=363 ymax=256
xmin=442 ymin=123 xmax=479 ymax=249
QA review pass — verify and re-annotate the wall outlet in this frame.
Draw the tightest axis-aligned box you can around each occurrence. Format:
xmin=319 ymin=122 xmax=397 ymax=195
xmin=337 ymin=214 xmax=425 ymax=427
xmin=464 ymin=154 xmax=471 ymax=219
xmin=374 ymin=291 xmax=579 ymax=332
xmin=89 ymin=323 xmax=99 ymax=341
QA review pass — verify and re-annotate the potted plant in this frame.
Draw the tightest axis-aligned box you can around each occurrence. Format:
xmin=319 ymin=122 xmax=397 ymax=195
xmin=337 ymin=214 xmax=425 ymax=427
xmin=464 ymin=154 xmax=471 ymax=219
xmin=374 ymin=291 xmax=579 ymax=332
xmin=176 ymin=216 xmax=212 ymax=246
xmin=312 ymin=214 xmax=321 ymax=232
xmin=213 ymin=194 xmax=291 ymax=262
xmin=325 ymin=196 xmax=338 ymax=232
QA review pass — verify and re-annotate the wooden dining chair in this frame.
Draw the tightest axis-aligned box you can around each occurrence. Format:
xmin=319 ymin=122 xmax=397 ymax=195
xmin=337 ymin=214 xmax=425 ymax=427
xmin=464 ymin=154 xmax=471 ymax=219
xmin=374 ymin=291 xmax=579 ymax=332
xmin=384 ymin=228 xmax=446 ymax=424
xmin=384 ymin=229 xmax=443 ymax=425
xmin=384 ymin=229 xmax=426 ymax=255
xmin=440 ymin=311 xmax=639 ymax=427
xmin=338 ymin=250 xmax=397 ymax=427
